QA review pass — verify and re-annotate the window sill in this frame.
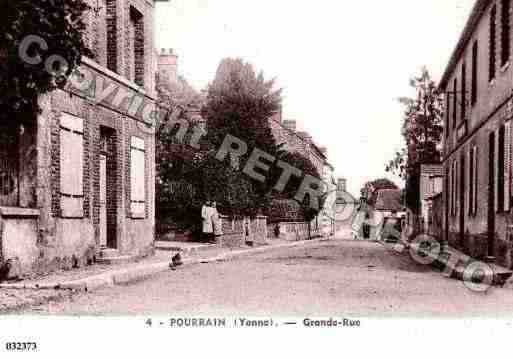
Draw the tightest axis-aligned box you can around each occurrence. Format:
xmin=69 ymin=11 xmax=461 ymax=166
xmin=0 ymin=207 xmax=40 ymax=218
xmin=131 ymin=213 xmax=146 ymax=220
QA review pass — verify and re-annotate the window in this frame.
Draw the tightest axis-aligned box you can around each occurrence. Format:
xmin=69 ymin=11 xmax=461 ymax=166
xmin=130 ymin=136 xmax=146 ymax=218
xmin=468 ymin=146 xmax=479 ymax=216
xmin=505 ymin=121 xmax=511 ymax=211
xmin=501 ymin=0 xmax=511 ymax=66
xmin=490 ymin=5 xmax=497 ymax=81
xmin=461 ymin=62 xmax=466 ymax=122
xmin=445 ymin=92 xmax=451 ymax=138
xmin=498 ymin=125 xmax=505 ymax=211
xmin=469 ymin=147 xmax=474 ymax=215
xmin=453 ymin=78 xmax=458 ymax=129
xmin=471 ymin=41 xmax=478 ymax=106
xmin=129 ymin=6 xmax=144 ymax=87
xmin=59 ymin=113 xmax=84 ymax=218
xmin=106 ymin=0 xmax=117 ymax=73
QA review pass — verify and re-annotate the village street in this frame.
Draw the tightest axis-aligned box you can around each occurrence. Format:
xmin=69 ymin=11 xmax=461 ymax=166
xmin=18 ymin=237 xmax=513 ymax=317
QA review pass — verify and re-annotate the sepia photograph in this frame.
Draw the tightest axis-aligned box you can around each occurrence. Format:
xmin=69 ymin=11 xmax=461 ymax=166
xmin=1 ymin=0 xmax=513 ymax=357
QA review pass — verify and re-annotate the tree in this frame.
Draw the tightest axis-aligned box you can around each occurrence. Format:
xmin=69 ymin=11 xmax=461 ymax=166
xmin=386 ymin=67 xmax=443 ymax=212
xmin=0 ymin=0 xmax=92 ymax=120
xmin=155 ymin=70 xmax=206 ymax=233
xmin=201 ymin=58 xmax=283 ymax=216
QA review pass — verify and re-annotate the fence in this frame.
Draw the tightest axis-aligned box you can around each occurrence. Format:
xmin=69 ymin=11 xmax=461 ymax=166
xmin=267 ymin=221 xmax=323 ymax=241
xmin=218 ymin=215 xmax=268 ymax=247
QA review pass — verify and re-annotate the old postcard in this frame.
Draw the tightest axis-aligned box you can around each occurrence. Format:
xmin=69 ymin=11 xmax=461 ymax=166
xmin=0 ymin=0 xmax=512 ymax=357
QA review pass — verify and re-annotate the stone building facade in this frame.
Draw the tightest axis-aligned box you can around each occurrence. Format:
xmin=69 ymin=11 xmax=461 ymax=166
xmin=440 ymin=0 xmax=513 ymax=267
xmin=0 ymin=0 xmax=157 ymax=276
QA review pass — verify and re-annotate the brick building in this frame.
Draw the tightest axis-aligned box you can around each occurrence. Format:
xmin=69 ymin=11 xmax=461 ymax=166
xmin=0 ymin=0 xmax=157 ymax=276
xmin=268 ymin=110 xmax=336 ymax=232
xmin=439 ymin=0 xmax=513 ymax=267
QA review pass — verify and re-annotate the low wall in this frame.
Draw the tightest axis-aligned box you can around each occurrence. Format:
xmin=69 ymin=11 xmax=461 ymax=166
xmin=268 ymin=221 xmax=322 ymax=241
xmin=218 ymin=216 xmax=268 ymax=247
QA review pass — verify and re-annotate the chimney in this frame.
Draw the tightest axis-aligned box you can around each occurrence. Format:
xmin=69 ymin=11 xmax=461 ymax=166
xmin=283 ymin=120 xmax=297 ymax=131
xmin=338 ymin=178 xmax=347 ymax=192
xmin=157 ymin=48 xmax=179 ymax=83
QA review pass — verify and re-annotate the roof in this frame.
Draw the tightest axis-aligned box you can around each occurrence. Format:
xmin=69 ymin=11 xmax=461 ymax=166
xmin=439 ymin=0 xmax=491 ymax=90
xmin=336 ymin=190 xmax=359 ymax=205
xmin=420 ymin=164 xmax=444 ymax=177
xmin=374 ymin=189 xmax=404 ymax=212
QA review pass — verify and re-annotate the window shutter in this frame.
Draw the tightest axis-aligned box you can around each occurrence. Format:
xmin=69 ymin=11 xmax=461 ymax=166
xmin=59 ymin=113 xmax=84 ymax=218
xmin=505 ymin=121 xmax=511 ymax=211
xmin=130 ymin=136 xmax=146 ymax=218
xmin=474 ymin=146 xmax=479 ymax=215
xmin=495 ymin=129 xmax=500 ymax=212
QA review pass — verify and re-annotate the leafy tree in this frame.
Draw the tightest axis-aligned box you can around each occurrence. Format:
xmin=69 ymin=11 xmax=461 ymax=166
xmin=386 ymin=67 xmax=443 ymax=212
xmin=156 ymin=71 xmax=206 ymax=233
xmin=201 ymin=58 xmax=283 ymax=216
xmin=0 ymin=0 xmax=92 ymax=119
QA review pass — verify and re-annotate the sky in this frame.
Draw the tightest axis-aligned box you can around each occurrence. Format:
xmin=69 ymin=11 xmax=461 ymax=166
xmin=155 ymin=0 xmax=475 ymax=196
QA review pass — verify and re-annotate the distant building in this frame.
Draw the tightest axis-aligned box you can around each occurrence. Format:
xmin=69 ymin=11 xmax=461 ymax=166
xmin=373 ymin=189 xmax=405 ymax=218
xmin=420 ymin=164 xmax=444 ymax=233
xmin=334 ymin=178 xmax=359 ymax=233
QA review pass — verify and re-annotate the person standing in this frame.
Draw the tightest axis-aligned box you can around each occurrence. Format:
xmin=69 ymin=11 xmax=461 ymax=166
xmin=201 ymin=201 xmax=214 ymax=243
xmin=211 ymin=202 xmax=223 ymax=244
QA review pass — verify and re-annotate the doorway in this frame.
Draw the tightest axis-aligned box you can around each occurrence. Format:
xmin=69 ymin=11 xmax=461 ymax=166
xmin=100 ymin=127 xmax=117 ymax=249
xmin=459 ymin=153 xmax=466 ymax=244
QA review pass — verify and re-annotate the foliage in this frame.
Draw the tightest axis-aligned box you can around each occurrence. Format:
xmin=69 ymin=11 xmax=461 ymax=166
xmin=271 ymin=151 xmax=325 ymax=222
xmin=0 ymin=0 xmax=92 ymax=119
xmin=385 ymin=67 xmax=443 ymax=212
xmin=156 ymin=58 xmax=325 ymax=234
xmin=201 ymin=58 xmax=283 ymax=216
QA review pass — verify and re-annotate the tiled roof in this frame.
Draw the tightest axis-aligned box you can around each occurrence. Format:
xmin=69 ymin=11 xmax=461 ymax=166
xmin=421 ymin=164 xmax=444 ymax=177
xmin=374 ymin=189 xmax=404 ymax=212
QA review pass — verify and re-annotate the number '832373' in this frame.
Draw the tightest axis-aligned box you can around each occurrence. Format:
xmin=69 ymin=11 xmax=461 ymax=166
xmin=5 ymin=342 xmax=37 ymax=351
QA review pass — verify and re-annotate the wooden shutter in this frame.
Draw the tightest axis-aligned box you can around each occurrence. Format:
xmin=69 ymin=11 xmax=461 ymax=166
xmin=60 ymin=113 xmax=84 ymax=218
xmin=505 ymin=121 xmax=511 ymax=211
xmin=130 ymin=136 xmax=146 ymax=218
xmin=495 ymin=129 xmax=500 ymax=212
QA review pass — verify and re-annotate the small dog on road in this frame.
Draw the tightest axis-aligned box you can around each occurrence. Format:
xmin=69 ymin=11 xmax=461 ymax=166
xmin=169 ymin=252 xmax=183 ymax=270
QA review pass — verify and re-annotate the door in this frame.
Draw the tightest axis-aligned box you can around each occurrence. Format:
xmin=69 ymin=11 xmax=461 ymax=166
xmin=99 ymin=154 xmax=107 ymax=247
xmin=488 ymin=132 xmax=496 ymax=257
xmin=459 ymin=154 xmax=466 ymax=243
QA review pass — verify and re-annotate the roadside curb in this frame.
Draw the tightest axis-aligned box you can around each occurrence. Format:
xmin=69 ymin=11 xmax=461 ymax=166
xmin=0 ymin=237 xmax=329 ymax=292
xmin=379 ymin=236 xmax=512 ymax=286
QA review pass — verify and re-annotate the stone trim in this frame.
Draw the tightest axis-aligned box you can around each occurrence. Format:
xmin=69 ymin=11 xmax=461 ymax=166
xmin=0 ymin=207 xmax=40 ymax=218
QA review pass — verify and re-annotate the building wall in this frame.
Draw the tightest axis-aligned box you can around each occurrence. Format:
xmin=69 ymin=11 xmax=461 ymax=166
xmin=0 ymin=0 xmax=157 ymax=275
xmin=442 ymin=0 xmax=513 ymax=267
